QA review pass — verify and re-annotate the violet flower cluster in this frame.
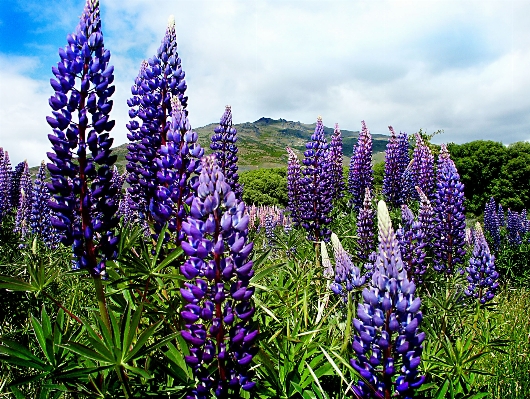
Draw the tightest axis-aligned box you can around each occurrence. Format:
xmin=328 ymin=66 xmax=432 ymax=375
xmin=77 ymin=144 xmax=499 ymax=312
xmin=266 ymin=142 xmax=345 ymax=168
xmin=286 ymin=147 xmax=302 ymax=226
xmin=14 ymin=161 xmax=32 ymax=240
xmin=10 ymin=162 xmax=26 ymax=210
xmin=329 ymin=232 xmax=365 ymax=299
xmin=382 ymin=127 xmax=407 ymax=208
xmin=411 ymin=134 xmax=435 ymax=200
xmin=46 ymin=0 xmax=119 ymax=277
xmin=30 ymin=162 xmax=58 ymax=247
xmin=357 ymin=188 xmax=375 ymax=262
xmin=0 ymin=148 xmax=12 ymax=220
xmin=349 ymin=121 xmax=373 ymax=212
xmin=328 ymin=123 xmax=345 ymax=200
xmin=506 ymin=209 xmax=523 ymax=246
xmin=210 ymin=106 xmax=242 ymax=200
xmin=299 ymin=117 xmax=333 ymax=242
xmin=180 ymin=155 xmax=257 ymax=398
xmin=465 ymin=223 xmax=499 ymax=304
xmin=126 ymin=15 xmax=188 ymax=227
xmin=351 ymin=200 xmax=425 ymax=399
xmin=432 ymin=145 xmax=466 ymax=274
xmin=396 ymin=205 xmax=427 ymax=284
xmin=483 ymin=197 xmax=501 ymax=251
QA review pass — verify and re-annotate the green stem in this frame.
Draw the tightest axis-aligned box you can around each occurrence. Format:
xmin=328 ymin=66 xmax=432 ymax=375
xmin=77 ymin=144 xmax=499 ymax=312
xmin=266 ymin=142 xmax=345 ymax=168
xmin=341 ymin=291 xmax=353 ymax=353
xmin=93 ymin=276 xmax=111 ymax=332
xmin=115 ymin=365 xmax=131 ymax=399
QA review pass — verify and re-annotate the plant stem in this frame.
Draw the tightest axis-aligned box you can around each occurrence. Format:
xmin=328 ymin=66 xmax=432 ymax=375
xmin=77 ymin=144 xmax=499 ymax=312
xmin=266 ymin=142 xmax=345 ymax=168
xmin=341 ymin=291 xmax=353 ymax=353
xmin=43 ymin=291 xmax=83 ymax=325
xmin=94 ymin=275 xmax=111 ymax=331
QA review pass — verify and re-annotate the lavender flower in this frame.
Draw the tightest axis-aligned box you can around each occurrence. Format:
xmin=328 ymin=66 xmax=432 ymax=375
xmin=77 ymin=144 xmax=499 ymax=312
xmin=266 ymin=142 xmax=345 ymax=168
xmin=465 ymin=223 xmax=499 ymax=304
xmin=299 ymin=117 xmax=333 ymax=242
xmin=396 ymin=205 xmax=427 ymax=284
xmin=46 ymin=0 xmax=118 ymax=277
xmin=30 ymin=162 xmax=58 ymax=247
xmin=14 ymin=161 xmax=33 ymax=240
xmin=330 ymin=232 xmax=365 ymax=298
xmin=416 ymin=186 xmax=434 ymax=246
xmin=211 ymin=106 xmax=242 ymax=200
xmin=0 ymin=148 xmax=11 ymax=219
xmin=498 ymin=203 xmax=505 ymax=227
xmin=506 ymin=209 xmax=522 ymax=246
xmin=432 ymin=145 xmax=466 ymax=274
xmin=286 ymin=147 xmax=302 ymax=226
xmin=382 ymin=126 xmax=405 ymax=208
xmin=351 ymin=200 xmax=425 ymax=399
xmin=328 ymin=123 xmax=345 ymax=200
xmin=357 ymin=187 xmax=375 ymax=262
xmin=483 ymin=197 xmax=501 ymax=251
xmin=348 ymin=121 xmax=373 ymax=211
xmin=10 ymin=161 xmax=25 ymax=210
xmin=180 ymin=155 xmax=257 ymax=398
xmin=411 ymin=134 xmax=435 ymax=200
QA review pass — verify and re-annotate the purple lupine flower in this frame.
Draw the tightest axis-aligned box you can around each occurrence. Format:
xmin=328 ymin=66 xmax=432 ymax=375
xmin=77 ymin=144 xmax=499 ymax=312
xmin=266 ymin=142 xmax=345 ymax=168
xmin=329 ymin=232 xmax=365 ymax=298
xmin=211 ymin=106 xmax=242 ymax=200
xmin=10 ymin=161 xmax=26 ymax=210
xmin=286 ymin=147 xmax=302 ymax=226
xmin=30 ymin=162 xmax=58 ymax=247
xmin=416 ymin=186 xmax=434 ymax=247
xmin=180 ymin=155 xmax=257 ymax=397
xmin=348 ymin=121 xmax=373 ymax=211
xmin=118 ymin=190 xmax=138 ymax=226
xmin=126 ymin=15 xmax=188 ymax=227
xmin=150 ymin=96 xmax=203 ymax=242
xmin=382 ymin=126 xmax=405 ymax=208
xmin=465 ymin=223 xmax=499 ymax=304
xmin=483 ymin=197 xmax=501 ymax=251
xmin=328 ymin=123 xmax=345 ymax=200
xmin=497 ymin=203 xmax=505 ymax=227
xmin=46 ymin=0 xmax=119 ymax=277
xmin=299 ymin=116 xmax=333 ymax=242
xmin=432 ymin=145 xmax=466 ymax=274
xmin=411 ymin=134 xmax=435 ymax=200
xmin=14 ymin=161 xmax=33 ymax=240
xmin=465 ymin=227 xmax=474 ymax=247
xmin=357 ymin=187 xmax=375 ymax=262
xmin=264 ymin=213 xmax=277 ymax=246
xmin=520 ymin=209 xmax=529 ymax=236
xmin=397 ymin=205 xmax=427 ymax=284
xmin=351 ymin=200 xmax=425 ymax=399
xmin=0 ymin=148 xmax=11 ymax=219
xmin=506 ymin=209 xmax=522 ymax=246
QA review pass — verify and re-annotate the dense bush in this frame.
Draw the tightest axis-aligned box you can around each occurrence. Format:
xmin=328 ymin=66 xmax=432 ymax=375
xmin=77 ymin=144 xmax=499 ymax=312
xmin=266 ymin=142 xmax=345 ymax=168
xmin=240 ymin=167 xmax=288 ymax=206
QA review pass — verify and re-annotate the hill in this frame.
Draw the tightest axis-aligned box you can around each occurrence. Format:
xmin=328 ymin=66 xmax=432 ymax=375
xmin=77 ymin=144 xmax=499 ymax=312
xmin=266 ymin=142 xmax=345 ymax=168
xmin=111 ymin=117 xmax=390 ymax=172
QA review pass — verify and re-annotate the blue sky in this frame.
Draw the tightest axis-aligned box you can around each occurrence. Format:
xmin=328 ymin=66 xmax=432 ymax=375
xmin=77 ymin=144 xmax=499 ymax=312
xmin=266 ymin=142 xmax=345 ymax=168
xmin=1 ymin=0 xmax=530 ymax=166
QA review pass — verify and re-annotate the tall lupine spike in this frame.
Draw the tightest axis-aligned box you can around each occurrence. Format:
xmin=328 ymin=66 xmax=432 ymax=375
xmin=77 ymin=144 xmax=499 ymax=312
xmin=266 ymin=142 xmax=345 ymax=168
xmin=14 ymin=161 xmax=33 ymax=240
xmin=328 ymin=123 xmax=345 ymax=200
xmin=357 ymin=187 xmax=375 ymax=262
xmin=498 ymin=203 xmax=505 ymax=227
xmin=382 ymin=126 xmax=405 ymax=208
xmin=126 ymin=15 xmax=188 ymax=228
xmin=321 ymin=240 xmax=334 ymax=281
xmin=411 ymin=133 xmax=435 ymax=200
xmin=397 ymin=204 xmax=427 ymax=284
xmin=351 ymin=200 xmax=425 ymax=398
xmin=30 ymin=162 xmax=58 ymax=247
xmin=151 ymin=95 xmax=203 ymax=242
xmin=299 ymin=116 xmax=333 ymax=242
xmin=211 ymin=106 xmax=242 ymax=200
xmin=465 ymin=223 xmax=499 ymax=304
xmin=416 ymin=186 xmax=434 ymax=246
xmin=432 ymin=144 xmax=466 ymax=274
xmin=329 ymin=232 xmax=365 ymax=299
xmin=180 ymin=155 xmax=257 ymax=398
xmin=286 ymin=147 xmax=302 ymax=226
xmin=520 ymin=209 xmax=529 ymax=236
xmin=10 ymin=161 xmax=26 ymax=210
xmin=506 ymin=209 xmax=522 ymax=246
xmin=483 ymin=197 xmax=501 ymax=251
xmin=46 ymin=0 xmax=119 ymax=277
xmin=0 ymin=148 xmax=11 ymax=219
xmin=348 ymin=120 xmax=373 ymax=211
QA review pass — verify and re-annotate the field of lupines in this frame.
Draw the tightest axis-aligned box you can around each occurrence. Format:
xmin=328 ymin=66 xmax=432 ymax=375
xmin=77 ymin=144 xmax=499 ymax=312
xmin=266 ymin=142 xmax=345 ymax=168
xmin=1 ymin=0 xmax=530 ymax=398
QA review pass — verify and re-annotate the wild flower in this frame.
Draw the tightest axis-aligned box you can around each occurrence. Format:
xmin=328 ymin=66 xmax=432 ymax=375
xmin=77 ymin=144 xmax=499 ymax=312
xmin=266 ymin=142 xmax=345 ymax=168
xmin=483 ymin=197 xmax=501 ymax=251
xmin=396 ymin=205 xmax=427 ymax=284
xmin=382 ymin=126 xmax=406 ymax=208
xmin=357 ymin=187 xmax=375 ymax=262
xmin=329 ymin=232 xmax=365 ymax=299
xmin=286 ymin=146 xmax=302 ymax=226
xmin=348 ymin=121 xmax=373 ymax=211
xmin=328 ymin=123 xmax=345 ymax=199
xmin=411 ymin=134 xmax=435 ymax=200
xmin=14 ymin=161 xmax=32 ymax=240
xmin=30 ymin=162 xmax=58 ymax=247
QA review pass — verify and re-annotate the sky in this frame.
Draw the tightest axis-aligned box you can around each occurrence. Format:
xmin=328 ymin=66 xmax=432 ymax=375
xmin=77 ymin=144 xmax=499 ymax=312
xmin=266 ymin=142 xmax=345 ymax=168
xmin=1 ymin=0 xmax=530 ymax=166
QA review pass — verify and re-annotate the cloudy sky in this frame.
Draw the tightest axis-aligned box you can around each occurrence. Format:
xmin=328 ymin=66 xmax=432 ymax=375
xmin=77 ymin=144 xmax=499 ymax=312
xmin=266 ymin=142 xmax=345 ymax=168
xmin=1 ymin=0 xmax=529 ymax=166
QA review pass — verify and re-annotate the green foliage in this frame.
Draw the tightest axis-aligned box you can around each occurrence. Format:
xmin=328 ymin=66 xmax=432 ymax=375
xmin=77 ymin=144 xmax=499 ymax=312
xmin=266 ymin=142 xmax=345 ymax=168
xmin=240 ymin=167 xmax=288 ymax=206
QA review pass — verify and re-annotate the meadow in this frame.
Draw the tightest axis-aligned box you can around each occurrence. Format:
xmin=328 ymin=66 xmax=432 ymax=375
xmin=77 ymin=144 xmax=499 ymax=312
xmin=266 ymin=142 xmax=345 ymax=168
xmin=1 ymin=0 xmax=530 ymax=398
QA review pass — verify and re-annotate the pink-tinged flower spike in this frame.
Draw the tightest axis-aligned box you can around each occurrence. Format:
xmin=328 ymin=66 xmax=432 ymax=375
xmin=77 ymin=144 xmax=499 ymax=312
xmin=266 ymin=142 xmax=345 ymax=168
xmin=348 ymin=121 xmax=373 ymax=212
xmin=211 ymin=106 xmax=242 ymax=200
xmin=465 ymin=223 xmax=499 ymax=304
xmin=180 ymin=155 xmax=257 ymax=398
xmin=351 ymin=200 xmax=425 ymax=399
xmin=357 ymin=187 xmax=375 ymax=262
xmin=46 ymin=0 xmax=119 ymax=278
xmin=328 ymin=123 xmax=345 ymax=200
xmin=411 ymin=134 xmax=435 ymax=200
xmin=432 ymin=144 xmax=466 ymax=274
xmin=14 ymin=161 xmax=33 ymax=241
xmin=329 ymin=232 xmax=365 ymax=299
xmin=286 ymin=147 xmax=302 ymax=226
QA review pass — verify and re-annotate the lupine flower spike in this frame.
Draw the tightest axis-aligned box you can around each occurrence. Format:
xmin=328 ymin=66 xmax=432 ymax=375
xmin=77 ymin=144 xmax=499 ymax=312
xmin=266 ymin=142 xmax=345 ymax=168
xmin=30 ymin=162 xmax=58 ymax=247
xmin=465 ymin=223 xmax=499 ymax=304
xmin=483 ymin=197 xmax=501 ymax=251
xmin=396 ymin=204 xmax=427 ymax=284
xmin=411 ymin=134 xmax=435 ymax=200
xmin=329 ymin=232 xmax=365 ymax=299
xmin=286 ymin=147 xmax=302 ymax=226
xmin=351 ymin=200 xmax=425 ymax=399
xmin=180 ymin=155 xmax=257 ymax=398
xmin=14 ymin=161 xmax=33 ymax=241
xmin=348 ymin=121 xmax=373 ymax=211
xmin=356 ymin=187 xmax=375 ymax=262
xmin=382 ymin=126 xmax=404 ymax=208
xmin=328 ymin=123 xmax=345 ymax=200
xmin=0 ymin=149 xmax=12 ymax=219
xmin=46 ymin=0 xmax=119 ymax=277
